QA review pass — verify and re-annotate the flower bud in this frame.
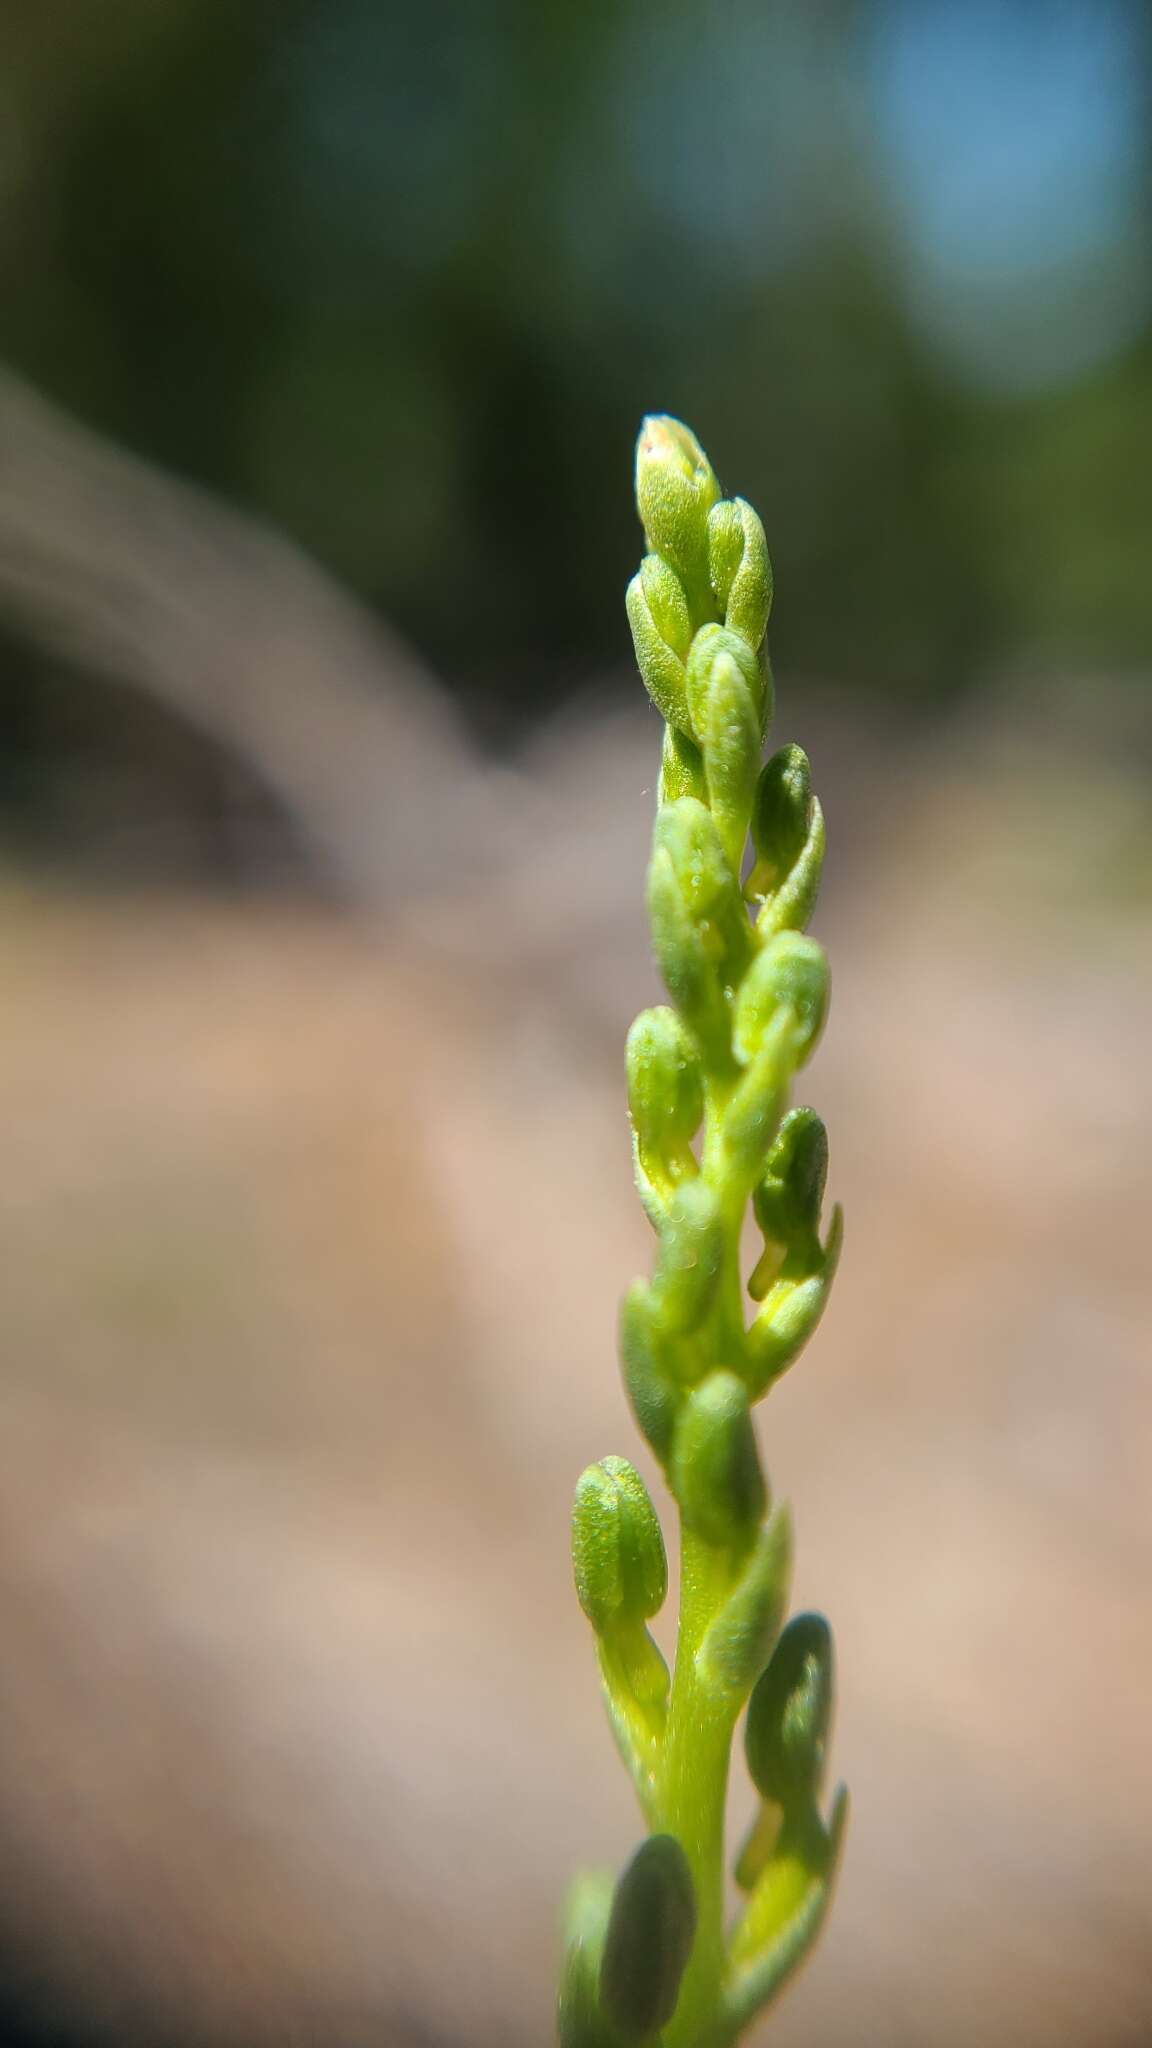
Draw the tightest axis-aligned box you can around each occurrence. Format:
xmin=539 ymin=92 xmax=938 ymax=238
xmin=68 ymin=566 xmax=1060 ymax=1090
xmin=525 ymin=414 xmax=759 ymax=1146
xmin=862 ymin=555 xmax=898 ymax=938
xmin=652 ymin=1179 xmax=724 ymax=1335
xmin=684 ymin=622 xmax=765 ymax=743
xmin=698 ymin=1504 xmax=792 ymax=1700
xmin=653 ymin=796 xmax=750 ymax=976
xmin=619 ymin=1282 xmax=680 ymax=1462
xmin=734 ymin=933 xmax=829 ymax=1071
xmin=708 ymin=496 xmax=773 ymax=651
xmin=647 ymin=844 xmax=730 ymax=1059
xmin=749 ymin=746 xmax=825 ymax=935
xmin=557 ymin=1872 xmax=616 ymax=2048
xmin=671 ymin=1370 xmax=766 ymax=1548
xmin=572 ymin=1456 xmax=667 ymax=1636
xmin=745 ymin=1613 xmax=834 ymax=1808
xmin=600 ymin=1834 xmax=697 ymax=2041
xmin=635 ymin=416 xmax=721 ymax=610
xmin=752 ymin=1107 xmax=829 ymax=1273
xmin=659 ymin=723 xmax=708 ymax=806
xmin=696 ymin=647 xmax=763 ymax=877
xmin=745 ymin=1206 xmax=843 ymax=1398
xmin=626 ymin=1006 xmax=703 ymax=1183
xmin=719 ymin=1030 xmax=791 ymax=1189
xmin=626 ymin=569 xmax=692 ymax=735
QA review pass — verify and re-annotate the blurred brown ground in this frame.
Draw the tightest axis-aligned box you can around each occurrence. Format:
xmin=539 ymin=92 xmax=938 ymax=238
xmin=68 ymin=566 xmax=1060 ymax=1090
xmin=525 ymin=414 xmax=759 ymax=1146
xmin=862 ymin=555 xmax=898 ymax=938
xmin=0 ymin=683 xmax=1150 ymax=2048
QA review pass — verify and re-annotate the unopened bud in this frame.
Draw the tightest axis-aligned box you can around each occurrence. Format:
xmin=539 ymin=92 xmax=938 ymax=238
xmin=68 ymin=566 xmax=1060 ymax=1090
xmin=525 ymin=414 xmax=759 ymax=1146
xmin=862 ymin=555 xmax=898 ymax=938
xmin=600 ymin=1834 xmax=697 ymax=2041
xmin=745 ymin=1206 xmax=843 ymax=1397
xmin=626 ymin=569 xmax=692 ymax=735
xmin=635 ymin=416 xmax=721 ymax=610
xmin=626 ymin=1007 xmax=704 ymax=1179
xmin=671 ymin=1371 xmax=766 ymax=1547
xmin=647 ymin=845 xmax=731 ymax=1063
xmin=652 ymin=1179 xmax=724 ymax=1335
xmin=572 ymin=1456 xmax=667 ymax=1635
xmin=745 ymin=1613 xmax=834 ymax=1808
xmin=685 ymin=623 xmax=765 ymax=744
xmin=619 ymin=1282 xmax=680 ymax=1462
xmin=653 ymin=796 xmax=750 ymax=975
xmin=557 ymin=1872 xmax=616 ymax=2048
xmin=659 ymin=723 xmax=709 ymax=806
xmin=708 ymin=496 xmax=773 ymax=651
xmin=734 ymin=932 xmax=829 ymax=1071
xmin=695 ymin=648 xmax=763 ymax=877
xmin=752 ymin=1108 xmax=829 ymax=1271
xmin=749 ymin=746 xmax=825 ymax=935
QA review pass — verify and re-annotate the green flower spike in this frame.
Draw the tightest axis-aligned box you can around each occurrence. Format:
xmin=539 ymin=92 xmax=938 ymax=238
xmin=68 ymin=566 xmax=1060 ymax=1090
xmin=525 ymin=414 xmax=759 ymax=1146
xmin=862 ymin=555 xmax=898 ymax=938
xmin=560 ymin=418 xmax=847 ymax=2048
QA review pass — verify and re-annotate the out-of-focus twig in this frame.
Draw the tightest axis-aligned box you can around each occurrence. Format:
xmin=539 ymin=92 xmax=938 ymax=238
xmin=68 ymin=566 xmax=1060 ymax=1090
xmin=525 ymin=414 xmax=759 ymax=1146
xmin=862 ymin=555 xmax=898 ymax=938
xmin=0 ymin=365 xmax=523 ymax=905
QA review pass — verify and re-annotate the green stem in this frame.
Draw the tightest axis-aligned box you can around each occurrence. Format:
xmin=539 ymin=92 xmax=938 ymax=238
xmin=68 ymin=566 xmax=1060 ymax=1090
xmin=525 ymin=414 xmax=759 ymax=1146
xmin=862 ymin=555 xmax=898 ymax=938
xmin=657 ymin=1527 xmax=738 ymax=2048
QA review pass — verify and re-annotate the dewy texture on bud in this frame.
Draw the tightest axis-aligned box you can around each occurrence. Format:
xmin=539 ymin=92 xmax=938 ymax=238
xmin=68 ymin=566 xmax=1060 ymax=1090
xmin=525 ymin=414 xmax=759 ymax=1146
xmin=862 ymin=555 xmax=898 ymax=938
xmin=564 ymin=417 xmax=847 ymax=2048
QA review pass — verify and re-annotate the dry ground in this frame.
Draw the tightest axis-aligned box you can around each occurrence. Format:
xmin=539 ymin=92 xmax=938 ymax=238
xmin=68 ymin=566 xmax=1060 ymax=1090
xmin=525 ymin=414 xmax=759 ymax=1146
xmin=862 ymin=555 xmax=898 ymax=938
xmin=0 ymin=698 xmax=1149 ymax=2046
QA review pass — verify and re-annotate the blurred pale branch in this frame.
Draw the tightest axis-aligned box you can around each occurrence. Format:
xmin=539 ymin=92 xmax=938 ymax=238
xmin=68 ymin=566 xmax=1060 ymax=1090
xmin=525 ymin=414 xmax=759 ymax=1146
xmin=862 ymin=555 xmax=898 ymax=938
xmin=0 ymin=366 xmax=520 ymax=906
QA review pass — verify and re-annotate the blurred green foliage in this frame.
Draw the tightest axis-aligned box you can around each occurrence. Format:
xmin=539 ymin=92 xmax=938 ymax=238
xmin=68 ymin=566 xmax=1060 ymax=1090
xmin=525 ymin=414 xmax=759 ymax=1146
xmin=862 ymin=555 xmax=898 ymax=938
xmin=3 ymin=0 xmax=1151 ymax=727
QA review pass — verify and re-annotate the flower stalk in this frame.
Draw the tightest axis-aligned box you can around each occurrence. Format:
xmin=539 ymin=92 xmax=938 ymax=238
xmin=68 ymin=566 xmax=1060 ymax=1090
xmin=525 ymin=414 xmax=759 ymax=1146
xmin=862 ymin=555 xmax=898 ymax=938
xmin=559 ymin=419 xmax=847 ymax=2048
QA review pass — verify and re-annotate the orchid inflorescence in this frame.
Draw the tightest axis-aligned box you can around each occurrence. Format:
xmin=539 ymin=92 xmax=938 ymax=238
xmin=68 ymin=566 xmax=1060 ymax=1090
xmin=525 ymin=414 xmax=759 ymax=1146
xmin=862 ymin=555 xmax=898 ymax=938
xmin=559 ymin=418 xmax=847 ymax=2048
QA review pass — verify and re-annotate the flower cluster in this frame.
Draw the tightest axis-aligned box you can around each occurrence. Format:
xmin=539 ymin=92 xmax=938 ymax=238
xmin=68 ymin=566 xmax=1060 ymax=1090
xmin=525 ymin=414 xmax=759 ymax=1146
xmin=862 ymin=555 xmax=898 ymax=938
xmin=559 ymin=420 xmax=846 ymax=2048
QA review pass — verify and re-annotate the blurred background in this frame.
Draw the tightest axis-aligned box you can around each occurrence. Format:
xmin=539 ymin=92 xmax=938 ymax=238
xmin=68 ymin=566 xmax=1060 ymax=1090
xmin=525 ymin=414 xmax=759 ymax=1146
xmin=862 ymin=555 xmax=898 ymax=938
xmin=0 ymin=0 xmax=1149 ymax=2043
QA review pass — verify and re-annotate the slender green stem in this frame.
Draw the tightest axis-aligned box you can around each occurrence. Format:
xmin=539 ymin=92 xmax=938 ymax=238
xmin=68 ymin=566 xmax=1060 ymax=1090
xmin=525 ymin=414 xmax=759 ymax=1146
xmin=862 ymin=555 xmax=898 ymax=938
xmin=658 ymin=1528 xmax=737 ymax=2048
